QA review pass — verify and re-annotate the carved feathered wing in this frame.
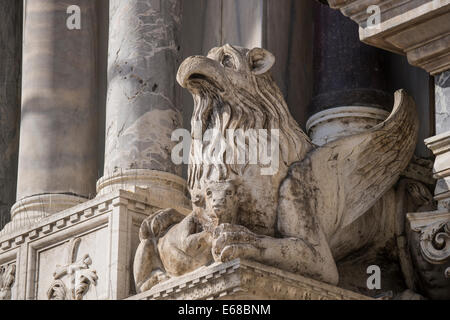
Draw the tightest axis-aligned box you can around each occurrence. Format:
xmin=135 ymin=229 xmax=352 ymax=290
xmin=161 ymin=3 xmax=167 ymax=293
xmin=286 ymin=90 xmax=419 ymax=234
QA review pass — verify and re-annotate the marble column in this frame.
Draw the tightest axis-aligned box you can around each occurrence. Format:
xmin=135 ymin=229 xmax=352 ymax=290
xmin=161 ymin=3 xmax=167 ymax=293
xmin=98 ymin=0 xmax=187 ymax=206
xmin=8 ymin=0 xmax=99 ymax=231
xmin=0 ymin=1 xmax=22 ymax=230
xmin=306 ymin=2 xmax=392 ymax=145
xmin=425 ymin=72 xmax=450 ymax=209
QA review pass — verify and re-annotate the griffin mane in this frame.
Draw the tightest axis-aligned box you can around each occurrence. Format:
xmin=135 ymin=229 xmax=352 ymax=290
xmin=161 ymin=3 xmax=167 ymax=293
xmin=187 ymin=71 xmax=312 ymax=190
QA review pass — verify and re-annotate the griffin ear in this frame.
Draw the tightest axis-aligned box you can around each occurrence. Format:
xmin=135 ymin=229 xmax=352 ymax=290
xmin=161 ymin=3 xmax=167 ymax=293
xmin=248 ymin=48 xmax=275 ymax=75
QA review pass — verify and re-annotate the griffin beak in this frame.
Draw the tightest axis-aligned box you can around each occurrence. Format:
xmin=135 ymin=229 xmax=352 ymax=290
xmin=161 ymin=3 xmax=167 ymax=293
xmin=176 ymin=56 xmax=225 ymax=91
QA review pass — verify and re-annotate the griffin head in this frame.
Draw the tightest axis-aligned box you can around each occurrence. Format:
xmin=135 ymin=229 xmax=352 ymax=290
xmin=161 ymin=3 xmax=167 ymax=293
xmin=177 ymin=44 xmax=313 ymax=189
xmin=177 ymin=44 xmax=275 ymax=94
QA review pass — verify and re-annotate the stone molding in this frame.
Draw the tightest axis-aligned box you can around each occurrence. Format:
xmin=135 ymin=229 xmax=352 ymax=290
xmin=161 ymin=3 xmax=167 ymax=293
xmin=129 ymin=259 xmax=372 ymax=300
xmin=327 ymin=0 xmax=450 ymax=75
xmin=96 ymin=169 xmax=189 ymax=209
xmin=3 ymin=194 xmax=87 ymax=236
xmin=0 ymin=189 xmax=174 ymax=250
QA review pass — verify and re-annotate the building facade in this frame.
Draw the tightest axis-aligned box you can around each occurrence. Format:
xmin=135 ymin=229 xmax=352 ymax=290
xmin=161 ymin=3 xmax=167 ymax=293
xmin=0 ymin=0 xmax=449 ymax=300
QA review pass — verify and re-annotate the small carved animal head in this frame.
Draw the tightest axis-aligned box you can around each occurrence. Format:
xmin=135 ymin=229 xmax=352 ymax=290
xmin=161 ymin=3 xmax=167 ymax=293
xmin=203 ymin=180 xmax=239 ymax=225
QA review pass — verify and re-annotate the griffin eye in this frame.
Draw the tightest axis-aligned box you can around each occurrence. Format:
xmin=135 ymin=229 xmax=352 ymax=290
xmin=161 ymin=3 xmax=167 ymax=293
xmin=206 ymin=190 xmax=212 ymax=197
xmin=222 ymin=54 xmax=235 ymax=69
xmin=226 ymin=190 xmax=233 ymax=196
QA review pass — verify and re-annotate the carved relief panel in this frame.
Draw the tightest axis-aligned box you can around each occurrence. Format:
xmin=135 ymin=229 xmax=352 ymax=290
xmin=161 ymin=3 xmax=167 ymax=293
xmin=0 ymin=263 xmax=15 ymax=300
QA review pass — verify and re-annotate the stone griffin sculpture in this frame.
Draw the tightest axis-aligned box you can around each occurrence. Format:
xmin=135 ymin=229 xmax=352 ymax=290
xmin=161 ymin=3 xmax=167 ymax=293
xmin=133 ymin=44 xmax=419 ymax=293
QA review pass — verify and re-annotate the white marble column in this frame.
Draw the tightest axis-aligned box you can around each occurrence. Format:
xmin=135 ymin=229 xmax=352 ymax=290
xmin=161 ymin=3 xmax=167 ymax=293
xmin=0 ymin=1 xmax=22 ymax=230
xmin=425 ymin=71 xmax=450 ymax=209
xmin=98 ymin=0 xmax=187 ymax=206
xmin=8 ymin=0 xmax=99 ymax=231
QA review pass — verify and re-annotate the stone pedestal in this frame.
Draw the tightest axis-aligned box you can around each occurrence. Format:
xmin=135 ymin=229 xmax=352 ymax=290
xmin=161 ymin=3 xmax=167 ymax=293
xmin=129 ymin=259 xmax=372 ymax=300
xmin=11 ymin=0 xmax=99 ymax=231
xmin=0 ymin=1 xmax=21 ymax=230
xmin=100 ymin=0 xmax=184 ymax=198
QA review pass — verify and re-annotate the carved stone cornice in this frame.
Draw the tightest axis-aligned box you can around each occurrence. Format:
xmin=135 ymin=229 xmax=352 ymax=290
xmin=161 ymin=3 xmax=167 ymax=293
xmin=326 ymin=0 xmax=450 ymax=75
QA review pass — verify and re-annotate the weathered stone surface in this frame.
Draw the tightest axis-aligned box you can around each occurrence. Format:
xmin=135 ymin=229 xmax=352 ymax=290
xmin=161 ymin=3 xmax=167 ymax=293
xmin=102 ymin=0 xmax=184 ymax=193
xmin=15 ymin=0 xmax=99 ymax=225
xmin=133 ymin=45 xmax=419 ymax=295
xmin=129 ymin=259 xmax=373 ymax=300
xmin=0 ymin=1 xmax=22 ymax=230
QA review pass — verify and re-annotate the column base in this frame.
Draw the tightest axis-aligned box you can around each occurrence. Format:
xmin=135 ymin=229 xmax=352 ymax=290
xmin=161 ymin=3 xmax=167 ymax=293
xmin=96 ymin=169 xmax=190 ymax=211
xmin=1 ymin=194 xmax=86 ymax=235
xmin=306 ymin=106 xmax=389 ymax=146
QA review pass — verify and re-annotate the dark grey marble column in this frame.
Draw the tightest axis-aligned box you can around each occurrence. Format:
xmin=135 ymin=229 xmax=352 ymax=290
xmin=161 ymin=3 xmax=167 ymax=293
xmin=9 ymin=0 xmax=99 ymax=230
xmin=98 ymin=0 xmax=187 ymax=204
xmin=0 ymin=1 xmax=22 ymax=230
xmin=310 ymin=2 xmax=392 ymax=113
xmin=306 ymin=2 xmax=392 ymax=145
